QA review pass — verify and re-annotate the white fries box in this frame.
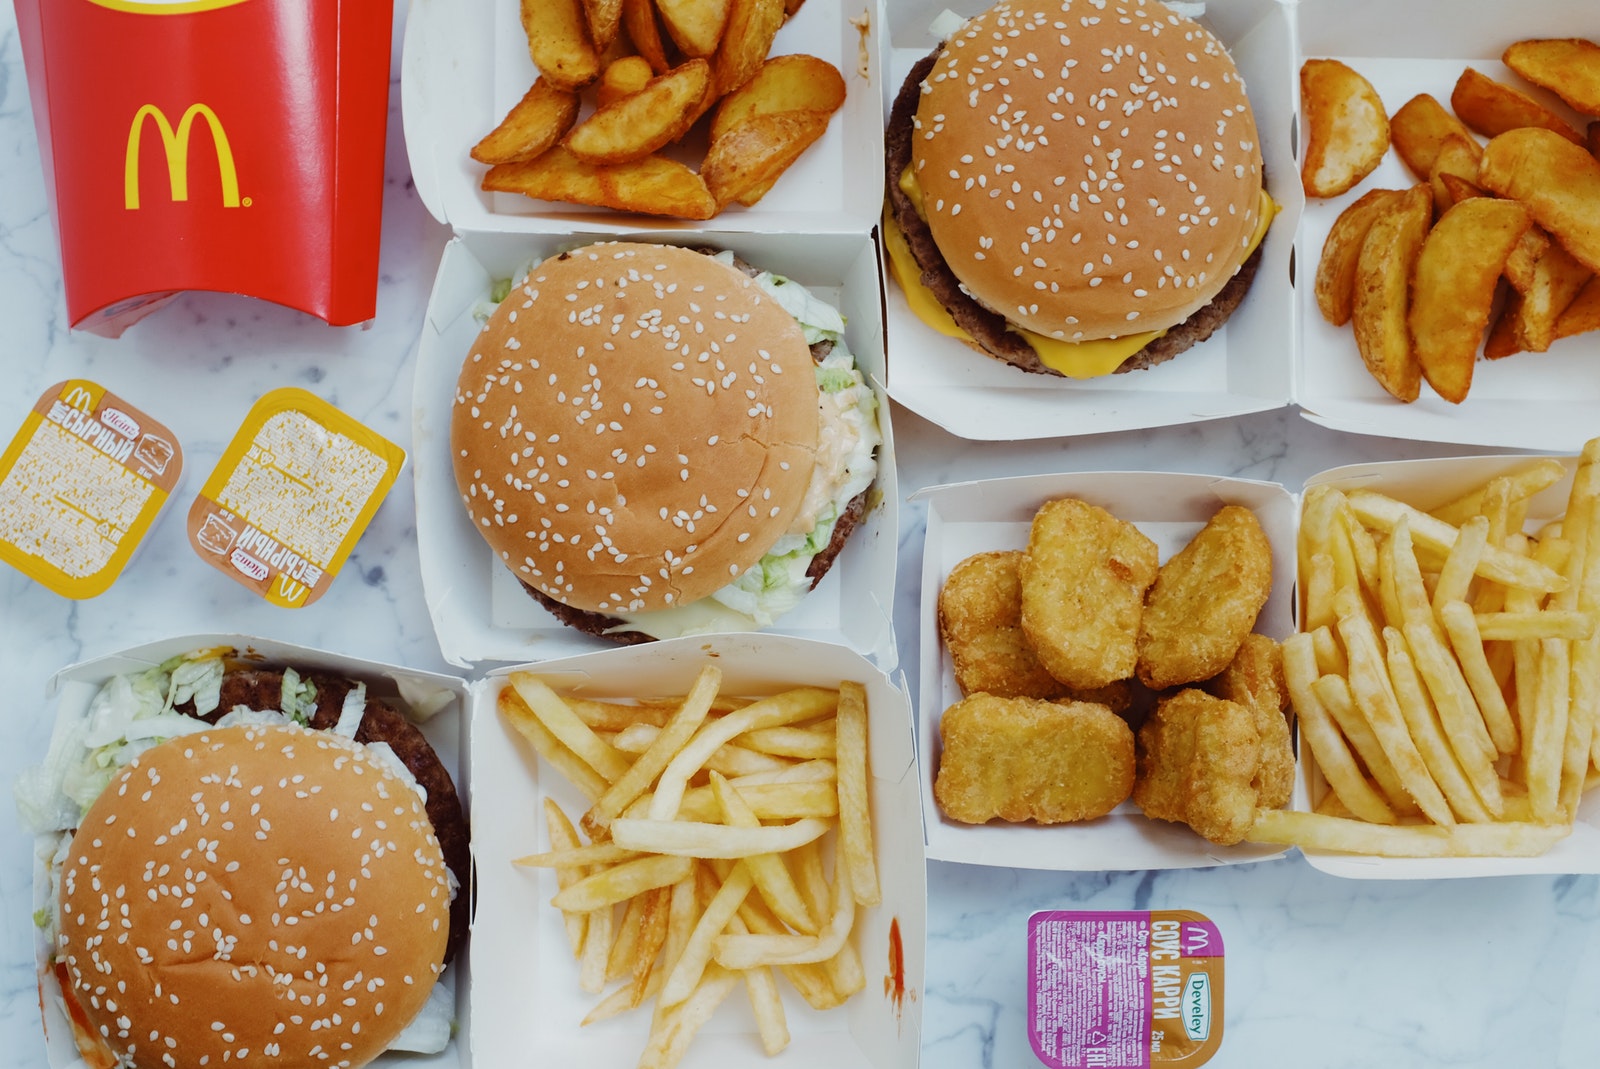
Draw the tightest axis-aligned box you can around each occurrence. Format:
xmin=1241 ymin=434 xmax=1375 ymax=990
xmin=413 ymin=230 xmax=899 ymax=670
xmin=400 ymin=0 xmax=887 ymax=236
xmin=1294 ymin=0 xmax=1600 ymax=452
xmin=878 ymin=0 xmax=1301 ymax=442
xmin=916 ymin=471 xmax=1297 ymax=870
xmin=1296 ymin=455 xmax=1600 ymax=880
xmin=468 ymin=635 xmax=926 ymax=1069
xmin=29 ymin=635 xmax=473 ymax=1069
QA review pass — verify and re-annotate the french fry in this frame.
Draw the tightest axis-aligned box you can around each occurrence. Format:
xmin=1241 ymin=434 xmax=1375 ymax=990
xmin=1472 ymin=610 xmax=1594 ymax=641
xmin=1346 ymin=490 xmax=1567 ymax=593
xmin=1438 ymin=600 xmax=1520 ymax=754
xmin=739 ymin=952 xmax=790 ymax=1056
xmin=834 ymin=681 xmax=880 ymax=907
xmin=713 ymin=850 xmax=855 ymax=969
xmin=511 ymin=672 xmax=632 ymax=781
xmin=612 ymin=817 xmax=830 ymax=859
xmin=515 ymin=841 xmax=641 ymax=869
xmin=1561 ymin=463 xmax=1600 ymax=811
xmin=628 ymin=885 xmax=673 ymax=1006
xmin=677 ymin=780 xmax=838 ymax=822
xmin=1451 ymin=66 xmax=1583 ymax=146
xmin=640 ymin=963 xmax=743 ymax=1069
xmin=545 ymin=799 xmax=591 ymax=956
xmin=710 ymin=773 xmax=815 ymax=933
xmin=500 ymin=688 xmax=610 ymax=801
xmin=1526 ymin=637 xmax=1571 ymax=823
xmin=1310 ymin=673 xmax=1417 ymax=816
xmin=1283 ymin=633 xmax=1396 ymax=824
xmin=553 ymin=853 xmax=696 ymax=912
xmin=1300 ymin=58 xmax=1390 ymax=198
xmin=741 ymin=724 xmax=836 ymax=759
xmin=1429 ymin=459 xmax=1567 ymax=527
xmin=1382 ymin=628 xmax=1491 ymax=823
xmin=1305 ymin=552 xmax=1338 ymax=633
xmin=659 ymin=861 xmax=753 ymax=1007
xmin=605 ymin=887 xmax=649 ymax=982
xmin=1246 ymin=809 xmax=1571 ymax=857
xmin=585 ymin=665 xmax=721 ymax=836
xmin=1432 ymin=515 xmax=1490 ymax=609
xmin=578 ymin=890 xmax=614 ymax=994
xmin=792 ymin=839 xmax=866 ymax=1000
xmin=1504 ymin=38 xmax=1600 ymax=116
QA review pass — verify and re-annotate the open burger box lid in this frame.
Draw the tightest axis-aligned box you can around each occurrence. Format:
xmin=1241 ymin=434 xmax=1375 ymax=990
xmin=467 ymin=634 xmax=924 ymax=1068
xmin=412 ymin=230 xmax=899 ymax=670
xmin=915 ymin=470 xmax=1295 ymax=871
xmin=400 ymin=0 xmax=887 ymax=236
xmin=913 ymin=457 xmax=1600 ymax=877
xmin=1292 ymin=0 xmax=1600 ymax=453
xmin=878 ymin=0 xmax=1301 ymax=443
xmin=28 ymin=634 xmax=472 ymax=1069
xmin=28 ymin=631 xmax=927 ymax=1068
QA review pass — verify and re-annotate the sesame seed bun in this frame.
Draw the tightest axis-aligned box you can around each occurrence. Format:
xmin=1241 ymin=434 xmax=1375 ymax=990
xmin=56 ymin=724 xmax=451 ymax=1069
xmin=909 ymin=0 xmax=1264 ymax=342
xmin=451 ymin=243 xmax=820 ymax=617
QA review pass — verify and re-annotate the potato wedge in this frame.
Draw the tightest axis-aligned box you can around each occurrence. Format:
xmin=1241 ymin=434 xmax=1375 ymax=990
xmin=1479 ymin=127 xmax=1600 ymax=273
xmin=621 ymin=0 xmax=673 ymax=74
xmin=709 ymin=54 xmax=846 ymax=143
xmin=564 ymin=59 xmax=711 ymax=164
xmin=471 ymin=78 xmax=582 ymax=165
xmin=1390 ymin=93 xmax=1480 ymax=181
xmin=523 ymin=0 xmax=602 ymax=91
xmin=1315 ymin=188 xmax=1404 ymax=326
xmin=1351 ymin=184 xmax=1433 ymax=402
xmin=1428 ymin=133 xmax=1482 ymax=217
xmin=1588 ymin=120 xmax=1600 ymax=160
xmin=1502 ymin=241 xmax=1593 ymax=353
xmin=483 ymin=147 xmax=717 ymax=219
xmin=1408 ymin=197 xmax=1531 ymax=403
xmin=1503 ymin=225 xmax=1553 ymax=294
xmin=1504 ymin=38 xmax=1600 ymax=117
xmin=1451 ymin=67 xmax=1583 ymax=145
xmin=657 ymin=0 xmax=731 ymax=58
xmin=712 ymin=0 xmax=785 ymax=95
xmin=583 ymin=0 xmax=624 ymax=52
xmin=702 ymin=109 xmax=830 ymax=207
xmin=1301 ymin=59 xmax=1390 ymax=198
xmin=1437 ymin=172 xmax=1486 ymax=207
xmin=598 ymin=54 xmax=656 ymax=108
xmin=1555 ymin=276 xmax=1600 ymax=341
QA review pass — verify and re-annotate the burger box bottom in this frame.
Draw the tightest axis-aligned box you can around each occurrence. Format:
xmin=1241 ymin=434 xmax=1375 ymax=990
xmin=1294 ymin=0 xmax=1600 ymax=454
xmin=914 ymin=461 xmax=1600 ymax=879
xmin=413 ymin=230 xmax=900 ymax=671
xmin=876 ymin=0 xmax=1301 ymax=443
xmin=30 ymin=635 xmax=473 ymax=1069
xmin=31 ymin=633 xmax=928 ymax=1069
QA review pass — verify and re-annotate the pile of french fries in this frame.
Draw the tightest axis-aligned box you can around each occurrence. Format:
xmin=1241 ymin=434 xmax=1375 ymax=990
xmin=498 ymin=664 xmax=879 ymax=1068
xmin=1248 ymin=443 xmax=1600 ymax=858
xmin=472 ymin=0 xmax=847 ymax=218
xmin=1304 ymin=38 xmax=1600 ymax=404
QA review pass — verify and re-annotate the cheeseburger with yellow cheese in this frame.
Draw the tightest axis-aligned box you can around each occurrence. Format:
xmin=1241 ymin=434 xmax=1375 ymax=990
xmin=885 ymin=0 xmax=1277 ymax=379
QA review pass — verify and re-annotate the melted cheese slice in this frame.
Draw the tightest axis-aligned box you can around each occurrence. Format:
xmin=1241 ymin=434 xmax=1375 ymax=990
xmin=888 ymin=167 xmax=1279 ymax=379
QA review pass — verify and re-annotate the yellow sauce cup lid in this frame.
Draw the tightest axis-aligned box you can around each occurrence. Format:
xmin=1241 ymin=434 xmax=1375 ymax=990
xmin=187 ymin=387 xmax=403 ymax=609
xmin=0 ymin=379 xmax=183 ymax=598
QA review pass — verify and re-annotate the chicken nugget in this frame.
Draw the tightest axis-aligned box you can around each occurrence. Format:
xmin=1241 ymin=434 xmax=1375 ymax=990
xmin=1207 ymin=633 xmax=1295 ymax=809
xmin=1133 ymin=689 xmax=1262 ymax=845
xmin=1137 ymin=505 xmax=1273 ymax=690
xmin=940 ymin=551 xmax=1069 ymax=699
xmin=1020 ymin=498 xmax=1159 ymax=691
xmin=934 ymin=695 xmax=1135 ymax=824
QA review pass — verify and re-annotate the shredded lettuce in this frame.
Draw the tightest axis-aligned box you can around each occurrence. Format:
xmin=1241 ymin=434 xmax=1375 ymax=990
xmin=280 ymin=669 xmax=318 ymax=726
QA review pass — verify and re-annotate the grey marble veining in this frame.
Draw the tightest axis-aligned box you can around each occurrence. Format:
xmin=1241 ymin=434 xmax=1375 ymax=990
xmin=2 ymin=7 xmax=1599 ymax=1069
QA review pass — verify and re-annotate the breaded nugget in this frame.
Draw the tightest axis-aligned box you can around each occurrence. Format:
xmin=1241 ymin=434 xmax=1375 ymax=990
xmin=1133 ymin=689 xmax=1262 ymax=845
xmin=1020 ymin=498 xmax=1159 ymax=691
xmin=1207 ymin=633 xmax=1295 ymax=809
xmin=934 ymin=695 xmax=1135 ymax=824
xmin=940 ymin=551 xmax=1069 ymax=699
xmin=1137 ymin=505 xmax=1273 ymax=690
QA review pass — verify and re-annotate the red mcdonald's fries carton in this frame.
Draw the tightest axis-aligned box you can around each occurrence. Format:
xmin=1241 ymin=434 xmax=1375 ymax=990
xmin=14 ymin=0 xmax=395 ymax=337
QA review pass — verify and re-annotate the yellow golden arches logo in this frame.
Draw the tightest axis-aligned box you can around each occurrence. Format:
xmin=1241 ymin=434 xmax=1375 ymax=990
xmin=124 ymin=103 xmax=243 ymax=210
xmin=87 ymin=0 xmax=252 ymax=13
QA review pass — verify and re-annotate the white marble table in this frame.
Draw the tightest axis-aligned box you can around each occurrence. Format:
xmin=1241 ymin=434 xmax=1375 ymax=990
xmin=3 ymin=10 xmax=1599 ymax=1069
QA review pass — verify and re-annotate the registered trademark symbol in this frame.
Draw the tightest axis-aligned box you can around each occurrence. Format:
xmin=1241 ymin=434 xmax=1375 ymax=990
xmin=242 ymin=196 xmax=252 ymax=207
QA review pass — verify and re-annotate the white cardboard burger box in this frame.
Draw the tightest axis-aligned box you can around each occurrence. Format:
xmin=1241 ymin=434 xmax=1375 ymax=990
xmin=467 ymin=634 xmax=925 ymax=1069
xmin=30 ymin=633 xmax=926 ymax=1068
xmin=412 ymin=230 xmax=899 ymax=670
xmin=30 ymin=634 xmax=473 ymax=1069
xmin=914 ymin=458 xmax=1600 ymax=876
xmin=878 ymin=0 xmax=1302 ymax=443
xmin=400 ymin=0 xmax=888 ymax=236
xmin=1294 ymin=455 xmax=1600 ymax=880
xmin=1294 ymin=0 xmax=1600 ymax=453
xmin=915 ymin=470 xmax=1296 ymax=870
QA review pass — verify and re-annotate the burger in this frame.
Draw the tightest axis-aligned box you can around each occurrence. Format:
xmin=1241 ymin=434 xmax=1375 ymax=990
xmin=451 ymin=242 xmax=882 ymax=643
xmin=884 ymin=0 xmax=1278 ymax=379
xmin=19 ymin=651 xmax=469 ymax=1069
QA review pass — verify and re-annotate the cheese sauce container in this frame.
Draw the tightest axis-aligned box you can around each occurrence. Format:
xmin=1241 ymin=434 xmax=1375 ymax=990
xmin=187 ymin=387 xmax=403 ymax=608
xmin=1028 ymin=909 xmax=1224 ymax=1069
xmin=0 ymin=379 xmax=183 ymax=597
